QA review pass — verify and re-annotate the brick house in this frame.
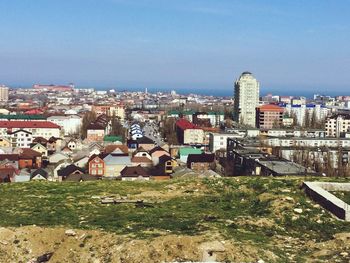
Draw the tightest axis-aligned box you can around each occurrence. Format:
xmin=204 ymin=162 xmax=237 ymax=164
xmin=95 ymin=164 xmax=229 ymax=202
xmin=187 ymin=153 xmax=215 ymax=172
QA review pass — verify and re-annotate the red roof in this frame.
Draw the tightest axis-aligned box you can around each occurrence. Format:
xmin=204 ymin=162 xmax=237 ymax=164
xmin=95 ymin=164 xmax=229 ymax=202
xmin=258 ymin=104 xmax=284 ymax=112
xmin=0 ymin=121 xmax=60 ymax=129
xmin=176 ymin=119 xmax=200 ymax=130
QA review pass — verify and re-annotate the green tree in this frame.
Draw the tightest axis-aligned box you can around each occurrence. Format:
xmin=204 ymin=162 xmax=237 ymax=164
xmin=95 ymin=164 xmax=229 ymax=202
xmin=110 ymin=114 xmax=126 ymax=141
xmin=81 ymin=111 xmax=97 ymax=139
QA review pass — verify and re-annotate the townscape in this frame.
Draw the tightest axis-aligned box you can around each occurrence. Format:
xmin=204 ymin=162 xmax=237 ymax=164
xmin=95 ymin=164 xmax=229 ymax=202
xmin=1 ymin=72 xmax=350 ymax=183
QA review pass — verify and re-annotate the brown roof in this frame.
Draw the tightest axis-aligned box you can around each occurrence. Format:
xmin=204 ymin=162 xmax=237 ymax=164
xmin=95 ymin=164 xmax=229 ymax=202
xmin=131 ymin=156 xmax=153 ymax=163
xmin=19 ymin=148 xmax=42 ymax=159
xmin=0 ymin=154 xmax=19 ymax=161
xmin=120 ymin=165 xmax=150 ymax=177
xmin=104 ymin=145 xmax=129 ymax=154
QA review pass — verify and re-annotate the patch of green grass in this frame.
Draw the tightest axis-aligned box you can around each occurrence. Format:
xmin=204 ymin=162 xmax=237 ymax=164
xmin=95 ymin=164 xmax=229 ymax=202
xmin=0 ymin=177 xmax=350 ymax=251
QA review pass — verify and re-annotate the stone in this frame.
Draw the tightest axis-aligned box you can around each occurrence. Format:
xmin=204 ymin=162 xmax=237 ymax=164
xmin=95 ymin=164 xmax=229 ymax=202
xmin=294 ymin=208 xmax=303 ymax=214
xmin=340 ymin=252 xmax=349 ymax=257
xmin=200 ymin=241 xmax=225 ymax=262
xmin=65 ymin=229 xmax=76 ymax=236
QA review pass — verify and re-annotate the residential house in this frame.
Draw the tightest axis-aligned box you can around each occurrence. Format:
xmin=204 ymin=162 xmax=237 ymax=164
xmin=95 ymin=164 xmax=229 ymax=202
xmin=136 ymin=136 xmax=155 ymax=151
xmin=104 ymin=144 xmax=129 ymax=155
xmin=0 ymin=165 xmax=18 ymax=183
xmin=49 ymin=152 xmax=70 ymax=164
xmin=30 ymin=168 xmax=49 ymax=181
xmin=0 ymin=154 xmax=19 ymax=169
xmin=16 ymin=148 xmax=42 ymax=169
xmin=58 ymin=164 xmax=85 ymax=180
xmin=187 ymin=153 xmax=215 ymax=172
xmin=149 ymin=146 xmax=170 ymax=165
xmin=158 ymin=154 xmax=176 ymax=175
xmin=120 ymin=165 xmax=150 ymax=181
xmin=64 ymin=173 xmax=100 ymax=182
xmin=104 ymin=153 xmax=132 ymax=177
xmin=31 ymin=143 xmax=48 ymax=158
xmin=131 ymin=156 xmax=153 ymax=167
xmin=73 ymin=156 xmax=89 ymax=168
xmin=47 ymin=137 xmax=63 ymax=153
xmin=86 ymin=123 xmax=105 ymax=142
xmin=0 ymin=137 xmax=11 ymax=147
xmin=88 ymin=154 xmax=106 ymax=177
xmin=179 ymin=147 xmax=203 ymax=163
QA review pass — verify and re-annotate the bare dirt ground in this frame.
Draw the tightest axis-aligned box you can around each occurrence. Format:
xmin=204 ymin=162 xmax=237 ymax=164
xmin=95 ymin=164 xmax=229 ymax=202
xmin=1 ymin=226 xmax=350 ymax=263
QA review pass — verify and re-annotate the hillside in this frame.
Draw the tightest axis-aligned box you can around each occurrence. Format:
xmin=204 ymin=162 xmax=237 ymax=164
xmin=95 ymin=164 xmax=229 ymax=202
xmin=0 ymin=177 xmax=350 ymax=262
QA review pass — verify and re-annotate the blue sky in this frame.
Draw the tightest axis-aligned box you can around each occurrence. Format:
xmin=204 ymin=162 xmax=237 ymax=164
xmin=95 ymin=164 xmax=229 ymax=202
xmin=0 ymin=0 xmax=349 ymax=95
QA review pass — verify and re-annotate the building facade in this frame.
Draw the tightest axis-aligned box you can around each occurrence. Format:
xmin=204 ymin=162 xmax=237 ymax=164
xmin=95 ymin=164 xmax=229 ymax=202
xmin=0 ymin=86 xmax=9 ymax=102
xmin=234 ymin=72 xmax=260 ymax=127
xmin=256 ymin=104 xmax=284 ymax=129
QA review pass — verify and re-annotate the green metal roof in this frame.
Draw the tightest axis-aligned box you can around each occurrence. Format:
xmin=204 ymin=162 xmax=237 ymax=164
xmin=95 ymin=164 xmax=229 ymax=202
xmin=103 ymin=135 xmax=123 ymax=142
xmin=0 ymin=114 xmax=46 ymax=120
xmin=168 ymin=110 xmax=180 ymax=115
xmin=179 ymin=147 xmax=202 ymax=156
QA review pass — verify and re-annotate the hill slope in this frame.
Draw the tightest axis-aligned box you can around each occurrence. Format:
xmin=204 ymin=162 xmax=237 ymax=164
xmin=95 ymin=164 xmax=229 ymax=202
xmin=0 ymin=177 xmax=350 ymax=262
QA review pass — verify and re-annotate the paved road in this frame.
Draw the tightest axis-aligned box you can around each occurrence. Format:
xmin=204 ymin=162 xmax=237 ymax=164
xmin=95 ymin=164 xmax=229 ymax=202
xmin=143 ymin=122 xmax=163 ymax=146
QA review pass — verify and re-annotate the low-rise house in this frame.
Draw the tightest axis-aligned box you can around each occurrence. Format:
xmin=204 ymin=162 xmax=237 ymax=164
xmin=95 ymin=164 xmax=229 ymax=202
xmin=0 ymin=165 xmax=19 ymax=183
xmin=73 ymin=155 xmax=89 ymax=168
xmin=133 ymin=147 xmax=152 ymax=160
xmin=104 ymin=154 xmax=132 ymax=177
xmin=16 ymin=148 xmax=42 ymax=169
xmin=30 ymin=168 xmax=49 ymax=181
xmin=67 ymin=139 xmax=79 ymax=151
xmin=88 ymin=154 xmax=106 ymax=176
xmin=0 ymin=137 xmax=11 ymax=147
xmin=131 ymin=156 xmax=153 ymax=167
xmin=0 ymin=154 xmax=19 ymax=169
xmin=120 ymin=165 xmax=150 ymax=181
xmin=64 ymin=174 xmax=100 ymax=182
xmin=86 ymin=123 xmax=105 ymax=142
xmin=31 ymin=143 xmax=48 ymax=158
xmin=158 ymin=154 xmax=177 ymax=174
xmin=136 ymin=136 xmax=155 ymax=151
xmin=57 ymin=164 xmax=85 ymax=180
xmin=47 ymin=137 xmax=63 ymax=153
xmin=149 ymin=146 xmax=170 ymax=165
xmin=61 ymin=146 xmax=73 ymax=156
xmin=179 ymin=147 xmax=202 ymax=163
xmin=187 ymin=153 xmax=215 ymax=172
xmin=104 ymin=144 xmax=129 ymax=155
xmin=49 ymin=152 xmax=70 ymax=164
xmin=104 ymin=135 xmax=123 ymax=143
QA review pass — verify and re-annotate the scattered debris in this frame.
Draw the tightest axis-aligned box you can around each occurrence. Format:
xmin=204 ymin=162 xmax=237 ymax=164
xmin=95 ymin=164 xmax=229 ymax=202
xmin=65 ymin=229 xmax=76 ymax=236
xmin=293 ymin=208 xmax=303 ymax=214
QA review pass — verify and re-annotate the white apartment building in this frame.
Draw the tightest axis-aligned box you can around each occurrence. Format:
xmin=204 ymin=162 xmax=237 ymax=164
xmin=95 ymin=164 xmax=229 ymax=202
xmin=8 ymin=130 xmax=33 ymax=148
xmin=264 ymin=137 xmax=350 ymax=148
xmin=283 ymin=104 xmax=330 ymax=126
xmin=234 ymin=72 xmax=260 ymax=127
xmin=0 ymin=86 xmax=9 ymax=102
xmin=184 ymin=129 xmax=204 ymax=145
xmin=0 ymin=121 xmax=60 ymax=139
xmin=325 ymin=114 xmax=350 ymax=137
xmin=209 ymin=132 xmax=244 ymax=152
xmin=47 ymin=115 xmax=82 ymax=136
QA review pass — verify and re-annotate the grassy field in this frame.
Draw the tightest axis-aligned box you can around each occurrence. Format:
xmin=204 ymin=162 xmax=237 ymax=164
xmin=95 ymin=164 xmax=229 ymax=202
xmin=1 ymin=176 xmax=350 ymax=261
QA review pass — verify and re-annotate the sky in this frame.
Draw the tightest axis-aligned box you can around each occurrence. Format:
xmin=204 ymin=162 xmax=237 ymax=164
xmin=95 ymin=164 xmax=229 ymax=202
xmin=0 ymin=0 xmax=349 ymax=96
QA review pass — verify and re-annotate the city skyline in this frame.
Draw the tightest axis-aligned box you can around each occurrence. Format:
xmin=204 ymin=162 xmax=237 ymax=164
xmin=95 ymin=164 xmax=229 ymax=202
xmin=1 ymin=0 xmax=350 ymax=94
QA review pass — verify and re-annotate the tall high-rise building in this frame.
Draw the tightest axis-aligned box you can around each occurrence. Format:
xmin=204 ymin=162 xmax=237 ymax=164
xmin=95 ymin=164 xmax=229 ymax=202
xmin=0 ymin=86 xmax=9 ymax=102
xmin=233 ymin=72 xmax=260 ymax=127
